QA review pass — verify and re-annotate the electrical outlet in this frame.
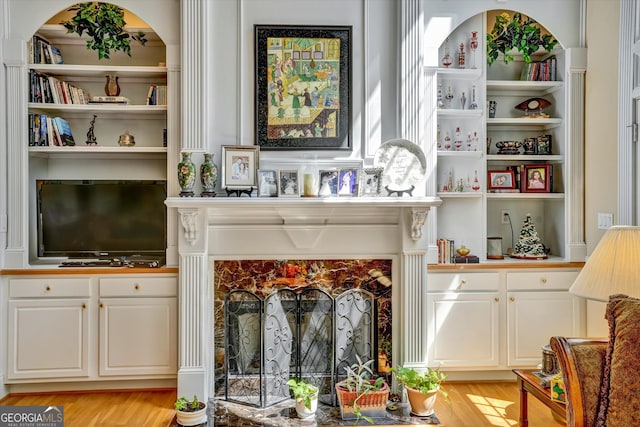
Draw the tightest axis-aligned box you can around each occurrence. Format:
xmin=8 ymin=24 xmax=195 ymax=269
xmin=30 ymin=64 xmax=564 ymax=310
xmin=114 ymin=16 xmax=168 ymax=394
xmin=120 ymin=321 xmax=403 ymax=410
xmin=501 ymin=209 xmax=511 ymax=224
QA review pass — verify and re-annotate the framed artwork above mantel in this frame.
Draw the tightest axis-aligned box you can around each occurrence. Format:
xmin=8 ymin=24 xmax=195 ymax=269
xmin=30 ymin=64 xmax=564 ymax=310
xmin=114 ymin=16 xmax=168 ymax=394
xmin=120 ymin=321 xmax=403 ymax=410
xmin=254 ymin=25 xmax=352 ymax=151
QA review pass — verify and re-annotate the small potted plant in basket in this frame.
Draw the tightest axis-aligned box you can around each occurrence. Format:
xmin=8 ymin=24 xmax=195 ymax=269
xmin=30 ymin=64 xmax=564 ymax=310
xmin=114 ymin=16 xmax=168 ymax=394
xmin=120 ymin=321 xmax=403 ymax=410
xmin=287 ymin=378 xmax=319 ymax=419
xmin=392 ymin=365 xmax=448 ymax=416
xmin=174 ymin=395 xmax=207 ymax=426
xmin=335 ymin=355 xmax=390 ymax=425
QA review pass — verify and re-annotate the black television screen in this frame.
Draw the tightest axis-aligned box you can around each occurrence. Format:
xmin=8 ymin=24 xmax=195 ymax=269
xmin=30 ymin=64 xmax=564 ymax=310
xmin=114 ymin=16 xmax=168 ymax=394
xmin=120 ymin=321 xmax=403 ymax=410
xmin=37 ymin=180 xmax=167 ymax=258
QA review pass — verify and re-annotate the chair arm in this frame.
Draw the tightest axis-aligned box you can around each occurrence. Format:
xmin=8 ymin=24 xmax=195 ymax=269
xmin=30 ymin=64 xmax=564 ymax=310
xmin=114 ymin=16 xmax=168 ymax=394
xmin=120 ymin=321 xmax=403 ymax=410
xmin=550 ymin=337 xmax=608 ymax=427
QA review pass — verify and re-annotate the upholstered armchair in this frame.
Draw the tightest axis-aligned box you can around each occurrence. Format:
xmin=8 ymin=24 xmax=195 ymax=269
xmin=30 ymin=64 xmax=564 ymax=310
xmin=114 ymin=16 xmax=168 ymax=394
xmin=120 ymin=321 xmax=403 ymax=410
xmin=551 ymin=294 xmax=640 ymax=427
xmin=550 ymin=337 xmax=607 ymax=427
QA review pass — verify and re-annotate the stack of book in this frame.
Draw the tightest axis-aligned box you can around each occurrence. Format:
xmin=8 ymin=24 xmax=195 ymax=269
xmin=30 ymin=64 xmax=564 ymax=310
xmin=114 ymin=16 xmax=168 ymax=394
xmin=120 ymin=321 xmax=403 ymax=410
xmin=90 ymin=96 xmax=130 ymax=104
xmin=146 ymin=84 xmax=167 ymax=105
xmin=437 ymin=238 xmax=480 ymax=264
xmin=28 ymin=114 xmax=75 ymax=147
xmin=520 ymin=55 xmax=557 ymax=81
xmin=29 ymin=33 xmax=64 ymax=65
xmin=29 ymin=70 xmax=90 ymax=104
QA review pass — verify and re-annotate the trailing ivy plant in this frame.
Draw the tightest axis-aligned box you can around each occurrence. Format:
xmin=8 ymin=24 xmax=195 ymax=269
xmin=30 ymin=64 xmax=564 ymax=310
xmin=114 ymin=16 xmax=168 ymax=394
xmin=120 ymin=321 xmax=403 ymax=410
xmin=486 ymin=12 xmax=558 ymax=66
xmin=62 ymin=2 xmax=147 ymax=59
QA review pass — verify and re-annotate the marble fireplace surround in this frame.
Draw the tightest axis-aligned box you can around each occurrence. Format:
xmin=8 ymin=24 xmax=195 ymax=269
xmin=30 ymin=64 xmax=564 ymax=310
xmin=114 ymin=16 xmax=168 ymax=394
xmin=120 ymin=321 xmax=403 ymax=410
xmin=165 ymin=197 xmax=441 ymax=400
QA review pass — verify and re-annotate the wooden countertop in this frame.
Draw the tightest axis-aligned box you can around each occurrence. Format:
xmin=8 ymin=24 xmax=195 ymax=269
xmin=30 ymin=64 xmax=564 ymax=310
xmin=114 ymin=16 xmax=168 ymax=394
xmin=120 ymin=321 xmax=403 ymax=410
xmin=428 ymin=261 xmax=584 ymax=271
xmin=1 ymin=267 xmax=178 ymax=275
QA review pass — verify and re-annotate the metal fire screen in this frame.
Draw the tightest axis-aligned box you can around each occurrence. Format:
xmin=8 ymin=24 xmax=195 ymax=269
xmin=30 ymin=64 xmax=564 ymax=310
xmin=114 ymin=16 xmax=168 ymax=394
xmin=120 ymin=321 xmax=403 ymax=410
xmin=224 ymin=287 xmax=376 ymax=408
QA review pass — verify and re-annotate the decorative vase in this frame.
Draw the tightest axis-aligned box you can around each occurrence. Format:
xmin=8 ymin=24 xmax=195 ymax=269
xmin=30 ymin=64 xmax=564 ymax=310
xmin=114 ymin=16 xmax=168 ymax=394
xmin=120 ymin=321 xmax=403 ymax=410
xmin=457 ymin=42 xmax=466 ymax=68
xmin=178 ymin=152 xmax=196 ymax=197
xmin=470 ymin=31 xmax=479 ymax=69
xmin=406 ymin=386 xmax=439 ymax=416
xmin=441 ymin=38 xmax=452 ymax=68
xmin=104 ymin=74 xmax=120 ymax=96
xmin=200 ymin=152 xmax=218 ymax=197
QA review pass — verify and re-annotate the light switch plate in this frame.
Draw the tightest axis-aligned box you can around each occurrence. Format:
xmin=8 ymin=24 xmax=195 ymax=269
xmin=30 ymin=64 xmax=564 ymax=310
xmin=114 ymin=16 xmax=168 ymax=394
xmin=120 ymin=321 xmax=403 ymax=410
xmin=597 ymin=213 xmax=613 ymax=230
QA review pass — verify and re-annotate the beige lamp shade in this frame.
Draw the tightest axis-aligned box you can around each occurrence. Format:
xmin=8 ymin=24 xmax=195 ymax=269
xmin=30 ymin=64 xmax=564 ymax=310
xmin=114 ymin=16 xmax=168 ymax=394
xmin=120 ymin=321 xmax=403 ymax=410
xmin=569 ymin=225 xmax=640 ymax=302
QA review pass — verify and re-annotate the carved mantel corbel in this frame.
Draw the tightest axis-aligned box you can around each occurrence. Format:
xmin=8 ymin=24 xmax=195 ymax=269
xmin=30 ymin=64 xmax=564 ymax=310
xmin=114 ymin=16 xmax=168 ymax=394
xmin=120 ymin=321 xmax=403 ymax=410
xmin=410 ymin=207 xmax=430 ymax=241
xmin=178 ymin=208 xmax=200 ymax=245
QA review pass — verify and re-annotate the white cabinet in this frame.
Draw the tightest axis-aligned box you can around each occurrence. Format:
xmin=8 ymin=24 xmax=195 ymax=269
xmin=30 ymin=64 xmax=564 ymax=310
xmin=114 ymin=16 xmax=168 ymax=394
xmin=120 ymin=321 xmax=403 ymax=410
xmin=426 ymin=272 xmax=500 ymax=368
xmin=427 ymin=292 xmax=500 ymax=368
xmin=427 ymin=268 xmax=584 ymax=373
xmin=98 ymin=277 xmax=177 ymax=376
xmin=5 ymin=273 xmax=177 ymax=384
xmin=506 ymin=270 xmax=582 ymax=367
xmin=7 ymin=278 xmax=91 ymax=380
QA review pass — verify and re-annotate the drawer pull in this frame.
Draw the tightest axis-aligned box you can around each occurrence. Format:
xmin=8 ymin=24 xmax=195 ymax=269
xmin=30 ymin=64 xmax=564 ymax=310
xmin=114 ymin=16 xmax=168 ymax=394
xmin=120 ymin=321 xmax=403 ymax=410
xmin=541 ymin=278 xmax=548 ymax=284
xmin=134 ymin=284 xmax=140 ymax=290
xmin=82 ymin=304 xmax=86 ymax=309
xmin=100 ymin=303 xmax=104 ymax=308
xmin=45 ymin=285 xmax=51 ymax=291
xmin=460 ymin=279 xmax=467 ymax=286
xmin=494 ymin=297 xmax=500 ymax=302
xmin=510 ymin=297 xmax=515 ymax=302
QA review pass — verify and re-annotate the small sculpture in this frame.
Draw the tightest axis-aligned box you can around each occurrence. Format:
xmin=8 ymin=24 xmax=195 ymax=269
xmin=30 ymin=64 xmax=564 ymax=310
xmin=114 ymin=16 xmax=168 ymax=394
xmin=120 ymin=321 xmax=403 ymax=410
xmin=86 ymin=115 xmax=98 ymax=145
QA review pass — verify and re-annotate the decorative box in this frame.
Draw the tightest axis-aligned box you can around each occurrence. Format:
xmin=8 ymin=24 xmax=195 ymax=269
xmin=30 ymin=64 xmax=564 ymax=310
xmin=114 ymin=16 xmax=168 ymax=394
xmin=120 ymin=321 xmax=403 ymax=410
xmin=550 ymin=373 xmax=566 ymax=404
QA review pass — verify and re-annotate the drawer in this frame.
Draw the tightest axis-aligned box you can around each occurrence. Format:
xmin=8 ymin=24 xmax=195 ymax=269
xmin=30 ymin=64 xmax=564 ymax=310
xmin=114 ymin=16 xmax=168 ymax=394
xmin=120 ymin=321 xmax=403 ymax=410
xmin=99 ymin=277 xmax=177 ymax=297
xmin=506 ymin=270 xmax=580 ymax=291
xmin=9 ymin=278 xmax=91 ymax=298
xmin=428 ymin=272 xmax=500 ymax=291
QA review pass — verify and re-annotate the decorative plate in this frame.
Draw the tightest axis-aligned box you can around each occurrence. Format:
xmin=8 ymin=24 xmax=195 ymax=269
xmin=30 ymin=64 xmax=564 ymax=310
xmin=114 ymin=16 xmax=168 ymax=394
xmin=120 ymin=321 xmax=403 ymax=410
xmin=373 ymin=139 xmax=427 ymax=192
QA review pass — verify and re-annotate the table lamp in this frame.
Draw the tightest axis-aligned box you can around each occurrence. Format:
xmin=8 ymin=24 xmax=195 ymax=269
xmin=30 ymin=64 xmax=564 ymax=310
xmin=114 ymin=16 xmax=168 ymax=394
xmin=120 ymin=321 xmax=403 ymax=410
xmin=569 ymin=225 xmax=640 ymax=302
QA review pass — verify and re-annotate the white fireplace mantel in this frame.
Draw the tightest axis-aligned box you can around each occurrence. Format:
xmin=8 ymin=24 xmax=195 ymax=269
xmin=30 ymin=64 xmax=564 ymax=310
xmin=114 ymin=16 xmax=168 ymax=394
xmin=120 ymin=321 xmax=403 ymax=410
xmin=165 ymin=196 xmax=441 ymax=400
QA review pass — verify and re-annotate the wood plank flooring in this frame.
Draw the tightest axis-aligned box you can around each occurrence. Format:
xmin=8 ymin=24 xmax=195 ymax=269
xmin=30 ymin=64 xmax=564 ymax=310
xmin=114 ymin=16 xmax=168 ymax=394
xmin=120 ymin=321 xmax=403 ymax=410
xmin=0 ymin=382 xmax=566 ymax=426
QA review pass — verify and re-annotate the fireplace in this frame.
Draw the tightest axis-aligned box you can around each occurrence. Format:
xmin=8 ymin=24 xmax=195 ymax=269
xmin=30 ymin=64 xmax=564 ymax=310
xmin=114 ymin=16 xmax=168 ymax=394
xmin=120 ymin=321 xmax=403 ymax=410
xmin=215 ymin=259 xmax=393 ymax=408
xmin=165 ymin=197 xmax=441 ymax=400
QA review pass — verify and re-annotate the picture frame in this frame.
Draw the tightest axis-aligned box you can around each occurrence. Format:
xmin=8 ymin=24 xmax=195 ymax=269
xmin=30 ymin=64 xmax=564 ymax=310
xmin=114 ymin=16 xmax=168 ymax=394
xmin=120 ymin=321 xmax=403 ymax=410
xmin=254 ymin=25 xmax=352 ymax=151
xmin=361 ymin=167 xmax=383 ymax=196
xmin=488 ymin=170 xmax=516 ymax=190
xmin=257 ymin=169 xmax=278 ymax=197
xmin=536 ymin=134 xmax=552 ymax=155
xmin=523 ymin=164 xmax=552 ymax=193
xmin=318 ymin=169 xmax=339 ymax=196
xmin=337 ymin=168 xmax=358 ymax=196
xmin=277 ymin=169 xmax=300 ymax=197
xmin=221 ymin=145 xmax=260 ymax=190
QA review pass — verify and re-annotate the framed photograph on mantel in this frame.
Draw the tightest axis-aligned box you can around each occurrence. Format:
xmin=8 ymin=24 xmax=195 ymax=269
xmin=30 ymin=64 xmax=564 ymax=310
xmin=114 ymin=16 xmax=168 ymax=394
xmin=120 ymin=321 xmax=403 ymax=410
xmin=254 ymin=25 xmax=352 ymax=151
xmin=221 ymin=145 xmax=260 ymax=190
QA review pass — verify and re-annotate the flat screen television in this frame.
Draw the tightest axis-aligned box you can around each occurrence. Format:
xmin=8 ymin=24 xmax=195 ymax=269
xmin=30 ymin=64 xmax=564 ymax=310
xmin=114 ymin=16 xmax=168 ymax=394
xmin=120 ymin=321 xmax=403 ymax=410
xmin=36 ymin=180 xmax=167 ymax=259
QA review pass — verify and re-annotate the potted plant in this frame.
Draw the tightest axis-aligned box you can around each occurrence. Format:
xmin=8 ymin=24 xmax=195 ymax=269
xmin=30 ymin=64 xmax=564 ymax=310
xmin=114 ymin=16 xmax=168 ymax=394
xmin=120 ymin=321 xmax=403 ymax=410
xmin=174 ymin=395 xmax=207 ymax=426
xmin=62 ymin=2 xmax=147 ymax=59
xmin=392 ymin=365 xmax=448 ymax=416
xmin=486 ymin=11 xmax=558 ymax=65
xmin=335 ymin=355 xmax=390 ymax=425
xmin=287 ymin=378 xmax=319 ymax=419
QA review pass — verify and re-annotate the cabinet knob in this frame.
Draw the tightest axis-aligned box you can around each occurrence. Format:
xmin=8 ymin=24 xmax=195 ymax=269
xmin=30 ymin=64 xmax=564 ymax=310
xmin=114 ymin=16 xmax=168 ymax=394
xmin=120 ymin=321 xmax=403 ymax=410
xmin=45 ymin=285 xmax=51 ymax=291
xmin=510 ymin=297 xmax=515 ymax=302
xmin=494 ymin=297 xmax=500 ymax=302
xmin=134 ymin=284 xmax=140 ymax=290
xmin=82 ymin=303 xmax=86 ymax=309
xmin=540 ymin=278 xmax=548 ymax=284
xmin=100 ymin=303 xmax=103 ymax=308
xmin=460 ymin=279 xmax=467 ymax=286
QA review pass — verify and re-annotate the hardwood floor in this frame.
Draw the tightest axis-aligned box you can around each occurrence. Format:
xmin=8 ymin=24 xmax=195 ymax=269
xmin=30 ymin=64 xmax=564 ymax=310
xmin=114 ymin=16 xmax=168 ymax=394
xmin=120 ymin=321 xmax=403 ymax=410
xmin=0 ymin=382 xmax=565 ymax=426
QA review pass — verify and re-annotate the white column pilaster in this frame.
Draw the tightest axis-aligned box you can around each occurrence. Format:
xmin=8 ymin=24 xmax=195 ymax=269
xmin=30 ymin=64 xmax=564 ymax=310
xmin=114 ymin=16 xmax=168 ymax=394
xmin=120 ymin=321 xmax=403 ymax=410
xmin=566 ymin=48 xmax=587 ymax=261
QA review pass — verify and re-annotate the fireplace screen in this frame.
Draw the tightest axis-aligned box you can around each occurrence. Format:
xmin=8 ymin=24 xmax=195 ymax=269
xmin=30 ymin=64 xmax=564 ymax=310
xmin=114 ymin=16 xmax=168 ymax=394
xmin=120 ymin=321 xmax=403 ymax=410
xmin=224 ymin=287 xmax=376 ymax=408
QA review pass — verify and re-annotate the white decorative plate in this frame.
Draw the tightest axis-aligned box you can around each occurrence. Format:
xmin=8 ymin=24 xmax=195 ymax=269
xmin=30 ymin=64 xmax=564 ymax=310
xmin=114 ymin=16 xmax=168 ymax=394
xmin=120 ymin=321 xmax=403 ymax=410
xmin=373 ymin=139 xmax=427 ymax=192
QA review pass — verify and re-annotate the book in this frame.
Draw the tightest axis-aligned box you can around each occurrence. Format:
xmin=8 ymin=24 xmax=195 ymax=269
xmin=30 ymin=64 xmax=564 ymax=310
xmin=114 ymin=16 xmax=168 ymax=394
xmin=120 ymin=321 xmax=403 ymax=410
xmin=454 ymin=255 xmax=480 ymax=264
xmin=48 ymin=45 xmax=64 ymax=64
xmin=53 ymin=117 xmax=75 ymax=146
xmin=90 ymin=95 xmax=130 ymax=104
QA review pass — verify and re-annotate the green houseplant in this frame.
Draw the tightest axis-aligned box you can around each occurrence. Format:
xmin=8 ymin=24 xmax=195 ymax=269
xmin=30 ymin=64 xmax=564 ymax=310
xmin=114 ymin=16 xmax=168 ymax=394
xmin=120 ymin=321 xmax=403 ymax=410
xmin=486 ymin=12 xmax=558 ymax=65
xmin=174 ymin=395 xmax=207 ymax=426
xmin=335 ymin=356 xmax=389 ymax=425
xmin=287 ymin=378 xmax=319 ymax=419
xmin=62 ymin=2 xmax=147 ymax=59
xmin=393 ymin=366 xmax=447 ymax=416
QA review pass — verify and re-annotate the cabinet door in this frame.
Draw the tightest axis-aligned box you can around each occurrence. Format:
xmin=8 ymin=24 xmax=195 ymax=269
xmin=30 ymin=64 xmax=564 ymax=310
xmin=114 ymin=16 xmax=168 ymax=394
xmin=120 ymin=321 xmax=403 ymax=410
xmin=427 ymin=292 xmax=500 ymax=367
xmin=507 ymin=291 xmax=580 ymax=367
xmin=99 ymin=297 xmax=177 ymax=376
xmin=7 ymin=299 xmax=89 ymax=380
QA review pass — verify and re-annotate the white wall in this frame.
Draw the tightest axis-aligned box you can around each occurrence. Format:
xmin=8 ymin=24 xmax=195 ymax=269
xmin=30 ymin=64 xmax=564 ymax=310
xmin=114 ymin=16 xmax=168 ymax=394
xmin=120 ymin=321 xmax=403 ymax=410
xmin=584 ymin=0 xmax=620 ymax=337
